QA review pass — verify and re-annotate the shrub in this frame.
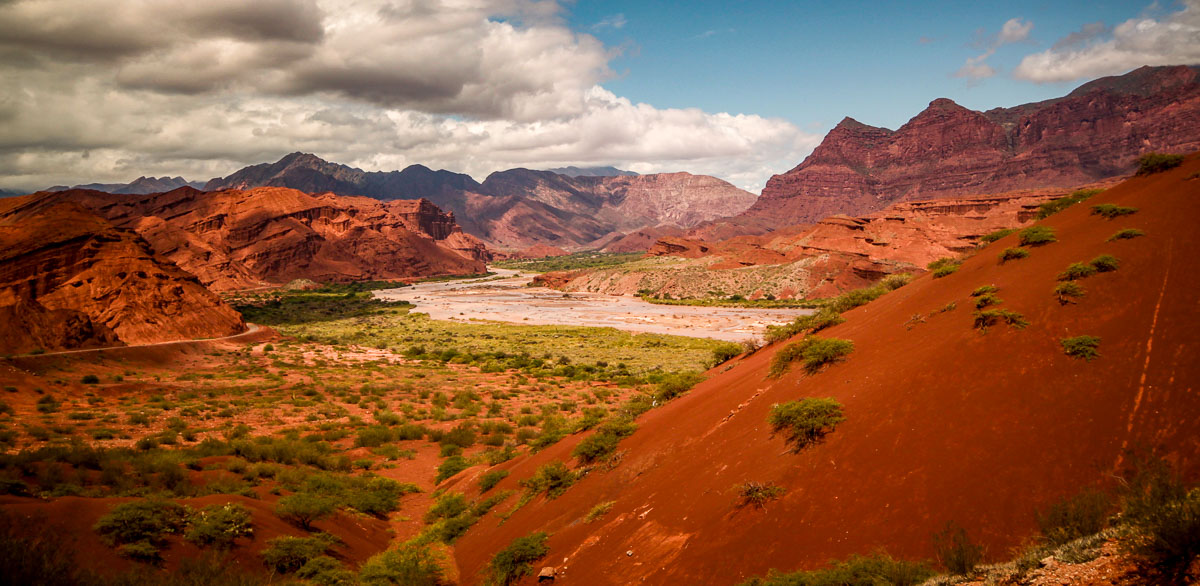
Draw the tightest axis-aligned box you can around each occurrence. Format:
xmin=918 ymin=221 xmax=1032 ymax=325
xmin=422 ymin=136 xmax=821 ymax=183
xmin=425 ymin=492 xmax=471 ymax=524
xmin=435 ymin=455 xmax=470 ymax=484
xmin=1035 ymin=189 xmax=1103 ymax=219
xmin=94 ymin=499 xmax=190 ymax=553
xmin=767 ymin=398 xmax=845 ymax=452
xmin=931 ymin=264 xmax=960 ymax=278
xmin=653 ymin=371 xmax=705 ymax=403
xmin=584 ymin=501 xmax=615 ymax=523
xmin=479 ymin=469 xmax=510 ymax=493
xmin=296 ymin=556 xmax=353 ymax=585
xmin=81 ymin=374 xmax=100 ymax=385
xmin=486 ymin=532 xmax=549 ymax=586
xmin=1091 ymin=204 xmax=1138 ymax=219
xmin=927 ymin=257 xmax=957 ymax=271
xmin=764 ymin=309 xmax=844 ymax=344
xmin=520 ymin=462 xmax=576 ymax=500
xmin=709 ymin=342 xmax=743 ymax=367
xmin=932 ymin=521 xmax=984 ymax=575
xmin=572 ymin=418 xmax=636 ymax=464
xmin=738 ymin=553 xmax=934 ymax=586
xmin=734 ymin=482 xmax=785 ymax=509
xmin=355 ymin=426 xmax=394 ymax=448
xmin=1036 ymin=488 xmax=1113 ymax=546
xmin=1134 ymin=152 xmax=1184 ymax=175
xmin=1118 ymin=455 xmax=1200 ymax=582
xmin=261 ymin=534 xmax=337 ymax=574
xmin=358 ymin=543 xmax=446 ymax=586
xmin=1057 ymin=262 xmax=1097 ymax=281
xmin=1053 ymin=282 xmax=1086 ymax=305
xmin=275 ymin=493 xmax=336 ymax=530
xmin=979 ymin=227 xmax=1017 ymax=244
xmin=1108 ymin=228 xmax=1145 ymax=241
xmin=185 ymin=503 xmax=254 ymax=548
xmin=972 ymin=309 xmax=1029 ymax=331
xmin=999 ymin=247 xmax=1029 ymax=263
xmin=1061 ymin=335 xmax=1101 ymax=361
xmin=769 ymin=336 xmax=854 ymax=378
xmin=973 ymin=293 xmax=1002 ymax=309
xmin=1090 ymin=254 xmax=1119 ymax=272
xmin=1018 ymin=225 xmax=1057 ymax=246
xmin=970 ymin=285 xmax=997 ymax=297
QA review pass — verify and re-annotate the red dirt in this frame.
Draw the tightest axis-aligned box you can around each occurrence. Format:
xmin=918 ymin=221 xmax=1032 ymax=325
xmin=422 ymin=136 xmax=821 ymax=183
xmin=450 ymin=156 xmax=1200 ymax=583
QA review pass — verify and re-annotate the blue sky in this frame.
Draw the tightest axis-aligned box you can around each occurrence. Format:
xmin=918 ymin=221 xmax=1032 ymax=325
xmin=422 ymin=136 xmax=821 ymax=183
xmin=568 ymin=1 xmax=1160 ymax=130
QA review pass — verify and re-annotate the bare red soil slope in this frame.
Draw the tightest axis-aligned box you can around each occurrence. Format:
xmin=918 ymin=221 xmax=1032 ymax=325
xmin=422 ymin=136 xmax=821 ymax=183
xmin=0 ymin=198 xmax=244 ymax=354
xmin=25 ymin=186 xmax=489 ymax=291
xmin=452 ymin=156 xmax=1200 ymax=584
xmin=737 ymin=65 xmax=1200 ymax=229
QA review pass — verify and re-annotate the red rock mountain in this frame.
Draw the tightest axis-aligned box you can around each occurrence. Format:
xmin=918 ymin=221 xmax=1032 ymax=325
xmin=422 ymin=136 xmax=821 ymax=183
xmin=452 ymin=156 xmax=1200 ymax=584
xmin=739 ymin=65 xmax=1200 ymax=228
xmin=0 ymin=197 xmax=245 ymax=354
xmin=204 ymin=154 xmax=757 ymax=250
xmin=27 ymin=187 xmax=489 ymax=291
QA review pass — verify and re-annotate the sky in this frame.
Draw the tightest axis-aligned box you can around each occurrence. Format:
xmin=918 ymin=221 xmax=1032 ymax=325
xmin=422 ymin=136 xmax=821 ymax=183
xmin=1 ymin=0 xmax=1197 ymax=193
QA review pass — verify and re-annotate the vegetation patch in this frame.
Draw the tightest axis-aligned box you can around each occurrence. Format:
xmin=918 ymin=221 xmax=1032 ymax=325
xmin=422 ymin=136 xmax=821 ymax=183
xmin=738 ymin=553 xmax=934 ymax=586
xmin=972 ymin=309 xmax=1029 ymax=331
xmin=1134 ymin=152 xmax=1184 ymax=175
xmin=493 ymin=251 xmax=643 ymax=273
xmin=358 ymin=542 xmax=446 ymax=585
xmin=1018 ymin=225 xmax=1057 ymax=246
xmin=1057 ymin=262 xmax=1097 ymax=281
xmin=932 ymin=521 xmax=985 ymax=576
xmin=979 ymin=227 xmax=1017 ymax=244
xmin=734 ymin=481 xmax=785 ymax=509
xmin=184 ymin=503 xmax=254 ymax=549
xmin=1036 ymin=488 xmax=1113 ymax=546
xmin=583 ymin=500 xmax=615 ymax=523
xmin=769 ymin=336 xmax=854 ymax=378
xmin=94 ymin=499 xmax=190 ymax=560
xmin=973 ymin=292 xmax=1002 ymax=309
xmin=767 ymin=398 xmax=845 ymax=452
xmin=928 ymin=257 xmax=961 ymax=278
xmin=1061 ymin=336 xmax=1101 ymax=361
xmin=478 ymin=469 xmax=510 ymax=493
xmin=1090 ymin=254 xmax=1120 ymax=273
xmin=486 ymin=532 xmax=550 ymax=586
xmin=998 ymin=247 xmax=1029 ymax=263
xmin=262 ymin=534 xmax=339 ymax=574
xmin=520 ymin=461 xmax=577 ymax=500
xmin=571 ymin=418 xmax=637 ymax=464
xmin=1053 ymin=282 xmax=1086 ymax=305
xmin=1091 ymin=204 xmax=1138 ymax=219
xmin=1035 ymin=189 xmax=1103 ymax=219
xmin=1118 ymin=454 xmax=1200 ymax=583
xmin=1107 ymin=228 xmax=1145 ymax=241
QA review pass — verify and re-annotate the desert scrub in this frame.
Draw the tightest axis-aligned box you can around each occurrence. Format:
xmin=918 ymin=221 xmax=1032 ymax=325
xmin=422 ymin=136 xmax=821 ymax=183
xmin=970 ymin=285 xmax=997 ymax=297
xmin=571 ymin=418 xmax=636 ymax=464
xmin=520 ymin=461 xmax=577 ymax=500
xmin=972 ymin=309 xmax=1029 ymax=331
xmin=932 ymin=521 xmax=985 ymax=575
xmin=184 ymin=503 xmax=253 ymax=549
xmin=973 ymin=292 xmax=1002 ymax=309
xmin=436 ymin=455 xmax=471 ymax=484
xmin=928 ymin=257 xmax=961 ymax=278
xmin=767 ymin=398 xmax=845 ymax=452
xmin=584 ymin=500 xmax=615 ymax=523
xmin=275 ymin=492 xmax=336 ymax=529
xmin=94 ymin=499 xmax=190 ymax=559
xmin=1036 ymin=487 xmax=1113 ymax=546
xmin=738 ymin=553 xmax=934 ymax=586
xmin=734 ymin=481 xmax=785 ymax=509
xmin=1053 ymin=282 xmax=1086 ymax=304
xmin=1061 ymin=336 xmax=1101 ymax=361
xmin=1134 ymin=152 xmax=1184 ymax=175
xmin=1057 ymin=262 xmax=1097 ymax=281
xmin=1018 ymin=225 xmax=1057 ymax=246
xmin=765 ymin=276 xmax=908 ymax=343
xmin=764 ymin=309 xmax=844 ymax=344
xmin=1108 ymin=228 xmax=1145 ymax=241
xmin=1116 ymin=454 xmax=1200 ymax=583
xmin=261 ymin=534 xmax=339 ymax=574
xmin=998 ymin=247 xmax=1029 ymax=263
xmin=769 ymin=336 xmax=854 ymax=378
xmin=1090 ymin=254 xmax=1119 ymax=272
xmin=486 ymin=532 xmax=550 ymax=586
xmin=478 ymin=469 xmax=510 ymax=493
xmin=358 ymin=542 xmax=446 ymax=585
xmin=1091 ymin=204 xmax=1138 ymax=219
xmin=709 ymin=342 xmax=743 ymax=367
xmin=979 ymin=227 xmax=1017 ymax=244
xmin=1035 ymin=188 xmax=1103 ymax=219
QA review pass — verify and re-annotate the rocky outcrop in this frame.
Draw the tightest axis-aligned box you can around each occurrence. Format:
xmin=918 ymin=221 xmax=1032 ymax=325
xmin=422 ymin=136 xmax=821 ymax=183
xmin=52 ymin=176 xmax=205 ymax=195
xmin=204 ymin=153 xmax=758 ymax=251
xmin=30 ymin=187 xmax=489 ymax=291
xmin=0 ymin=198 xmax=245 ymax=353
xmin=741 ymin=65 xmax=1200 ymax=227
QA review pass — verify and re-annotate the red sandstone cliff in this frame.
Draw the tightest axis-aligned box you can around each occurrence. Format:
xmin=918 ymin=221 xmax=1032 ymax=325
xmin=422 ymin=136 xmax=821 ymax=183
xmin=740 ymin=65 xmax=1200 ymax=228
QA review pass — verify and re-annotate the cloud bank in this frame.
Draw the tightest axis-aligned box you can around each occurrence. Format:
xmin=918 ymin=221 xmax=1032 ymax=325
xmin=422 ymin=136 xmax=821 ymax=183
xmin=0 ymin=0 xmax=818 ymax=192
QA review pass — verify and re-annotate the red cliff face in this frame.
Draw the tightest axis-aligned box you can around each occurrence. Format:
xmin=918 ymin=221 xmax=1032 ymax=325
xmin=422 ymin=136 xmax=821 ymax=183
xmin=744 ymin=65 xmax=1200 ymax=227
xmin=0 ymin=198 xmax=245 ymax=353
xmin=33 ymin=187 xmax=489 ymax=291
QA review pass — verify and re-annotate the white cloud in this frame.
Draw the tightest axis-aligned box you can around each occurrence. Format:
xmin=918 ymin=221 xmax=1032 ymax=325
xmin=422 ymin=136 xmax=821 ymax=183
xmin=0 ymin=0 xmax=818 ymax=193
xmin=593 ymin=13 xmax=626 ymax=30
xmin=998 ymin=18 xmax=1033 ymax=44
xmin=1014 ymin=0 xmax=1200 ymax=83
xmin=955 ymin=17 xmax=1033 ymax=82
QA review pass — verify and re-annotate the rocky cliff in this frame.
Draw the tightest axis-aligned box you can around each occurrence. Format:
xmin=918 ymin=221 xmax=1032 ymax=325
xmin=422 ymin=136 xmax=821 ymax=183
xmin=31 ymin=187 xmax=489 ymax=291
xmin=741 ymin=65 xmax=1200 ymax=227
xmin=0 ymin=198 xmax=245 ymax=353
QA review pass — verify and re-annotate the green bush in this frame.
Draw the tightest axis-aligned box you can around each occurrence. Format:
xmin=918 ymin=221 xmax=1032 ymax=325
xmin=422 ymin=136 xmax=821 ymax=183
xmin=1090 ymin=254 xmax=1119 ymax=272
xmin=1018 ymin=225 xmax=1057 ymax=246
xmin=931 ymin=264 xmax=960 ymax=278
xmin=94 ymin=499 xmax=190 ymax=555
xmin=979 ymin=227 xmax=1018 ymax=244
xmin=1134 ymin=152 xmax=1184 ymax=175
xmin=1108 ymin=228 xmax=1145 ymax=241
xmin=81 ymin=374 xmax=100 ymax=385
xmin=999 ymin=247 xmax=1029 ymax=262
xmin=653 ymin=371 xmax=705 ymax=402
xmin=769 ymin=336 xmax=854 ymax=377
xmin=1057 ymin=262 xmax=1097 ymax=281
xmin=572 ymin=418 xmax=636 ymax=464
xmin=296 ymin=556 xmax=353 ymax=585
xmin=1091 ymin=204 xmax=1138 ymax=219
xmin=932 ymin=521 xmax=984 ymax=575
xmin=970 ymin=285 xmax=997 ymax=297
xmin=425 ymin=492 xmax=470 ymax=523
xmin=358 ymin=543 xmax=446 ymax=586
xmin=1036 ymin=488 xmax=1113 ymax=546
xmin=275 ymin=492 xmax=336 ymax=530
xmin=972 ymin=309 xmax=1029 ymax=331
xmin=1035 ymin=189 xmax=1103 ymax=219
xmin=767 ymin=398 xmax=845 ymax=452
xmin=973 ymin=293 xmax=1002 ymax=309
xmin=1118 ymin=455 xmax=1200 ymax=582
xmin=764 ymin=309 xmax=844 ymax=344
xmin=185 ymin=503 xmax=254 ymax=548
xmin=1061 ymin=336 xmax=1101 ymax=361
xmin=1053 ymin=282 xmax=1085 ymax=305
xmin=709 ymin=342 xmax=743 ymax=367
xmin=479 ymin=469 xmax=510 ymax=493
xmin=486 ymin=532 xmax=549 ymax=586
xmin=261 ymin=534 xmax=337 ymax=574
xmin=738 ymin=553 xmax=935 ymax=586
xmin=355 ymin=426 xmax=394 ymax=448
xmin=520 ymin=462 xmax=576 ymax=500
xmin=435 ymin=455 xmax=471 ymax=484
xmin=734 ymin=481 xmax=785 ymax=509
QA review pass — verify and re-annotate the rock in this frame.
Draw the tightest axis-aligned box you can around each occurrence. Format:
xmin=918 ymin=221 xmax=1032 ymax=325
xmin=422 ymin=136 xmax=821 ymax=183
xmin=537 ymin=566 xmax=556 ymax=581
xmin=738 ymin=65 xmax=1200 ymax=228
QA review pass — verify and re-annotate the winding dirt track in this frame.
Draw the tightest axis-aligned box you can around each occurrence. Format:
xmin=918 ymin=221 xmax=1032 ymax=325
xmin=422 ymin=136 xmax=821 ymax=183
xmin=5 ymin=323 xmax=263 ymax=358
